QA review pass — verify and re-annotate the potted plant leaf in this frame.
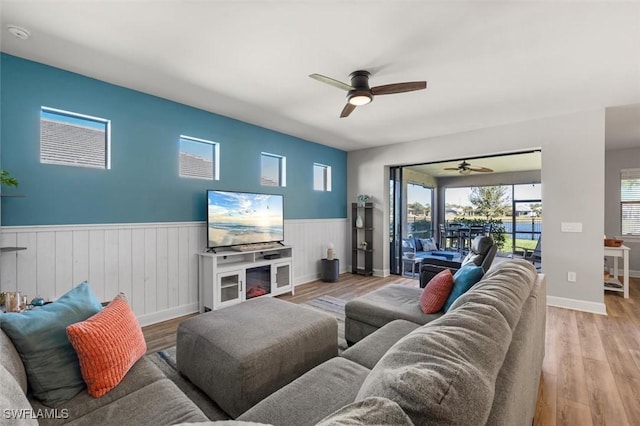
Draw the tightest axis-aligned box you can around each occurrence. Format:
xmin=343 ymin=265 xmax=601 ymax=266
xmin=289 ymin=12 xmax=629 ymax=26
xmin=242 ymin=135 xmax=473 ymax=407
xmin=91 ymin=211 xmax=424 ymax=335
xmin=0 ymin=170 xmax=18 ymax=188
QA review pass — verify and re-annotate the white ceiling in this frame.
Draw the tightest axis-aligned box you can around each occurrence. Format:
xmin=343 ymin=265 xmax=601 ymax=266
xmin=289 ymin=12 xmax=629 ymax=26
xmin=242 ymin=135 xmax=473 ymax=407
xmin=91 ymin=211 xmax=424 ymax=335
xmin=1 ymin=1 xmax=639 ymax=152
xmin=408 ymin=151 xmax=542 ymax=178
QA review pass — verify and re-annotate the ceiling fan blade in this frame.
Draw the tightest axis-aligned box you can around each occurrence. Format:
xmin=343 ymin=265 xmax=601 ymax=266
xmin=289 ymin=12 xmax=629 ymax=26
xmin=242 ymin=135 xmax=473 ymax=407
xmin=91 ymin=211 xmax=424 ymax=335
xmin=467 ymin=167 xmax=494 ymax=173
xmin=371 ymin=81 xmax=427 ymax=96
xmin=443 ymin=167 xmax=460 ymax=171
xmin=309 ymin=73 xmax=353 ymax=91
xmin=340 ymin=103 xmax=357 ymax=118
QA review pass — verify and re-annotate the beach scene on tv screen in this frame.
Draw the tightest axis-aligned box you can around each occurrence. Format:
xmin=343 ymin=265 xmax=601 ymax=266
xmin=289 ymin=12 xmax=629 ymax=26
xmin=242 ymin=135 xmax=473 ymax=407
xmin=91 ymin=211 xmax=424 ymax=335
xmin=208 ymin=191 xmax=284 ymax=247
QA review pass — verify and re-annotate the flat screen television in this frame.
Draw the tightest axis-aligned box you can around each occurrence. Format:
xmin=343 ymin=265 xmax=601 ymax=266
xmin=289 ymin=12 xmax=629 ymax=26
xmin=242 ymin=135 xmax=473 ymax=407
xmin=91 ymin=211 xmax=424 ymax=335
xmin=207 ymin=190 xmax=284 ymax=248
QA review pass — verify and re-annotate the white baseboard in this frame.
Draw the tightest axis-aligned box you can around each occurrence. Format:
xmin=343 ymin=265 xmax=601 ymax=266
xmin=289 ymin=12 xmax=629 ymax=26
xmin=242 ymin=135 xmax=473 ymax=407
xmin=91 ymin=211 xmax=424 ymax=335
xmin=546 ymin=296 xmax=607 ymax=315
xmin=628 ymin=269 xmax=640 ymax=278
xmin=137 ymin=303 xmax=199 ymax=327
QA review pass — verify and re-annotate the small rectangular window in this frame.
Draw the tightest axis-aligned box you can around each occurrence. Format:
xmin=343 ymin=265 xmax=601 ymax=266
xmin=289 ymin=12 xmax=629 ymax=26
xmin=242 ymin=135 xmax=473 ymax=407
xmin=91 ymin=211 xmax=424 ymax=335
xmin=621 ymin=169 xmax=640 ymax=236
xmin=313 ymin=163 xmax=332 ymax=191
xmin=40 ymin=107 xmax=110 ymax=169
xmin=179 ymin=135 xmax=219 ymax=180
xmin=261 ymin=152 xmax=286 ymax=187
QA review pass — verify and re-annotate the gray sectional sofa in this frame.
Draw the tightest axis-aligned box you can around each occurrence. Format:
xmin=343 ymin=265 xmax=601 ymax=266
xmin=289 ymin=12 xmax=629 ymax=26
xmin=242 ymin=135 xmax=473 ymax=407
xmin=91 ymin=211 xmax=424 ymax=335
xmin=1 ymin=259 xmax=545 ymax=426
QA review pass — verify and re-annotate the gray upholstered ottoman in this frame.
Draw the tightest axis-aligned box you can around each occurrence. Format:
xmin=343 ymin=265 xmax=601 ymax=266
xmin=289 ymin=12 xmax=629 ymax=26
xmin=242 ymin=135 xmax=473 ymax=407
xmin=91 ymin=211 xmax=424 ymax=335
xmin=176 ymin=297 xmax=338 ymax=418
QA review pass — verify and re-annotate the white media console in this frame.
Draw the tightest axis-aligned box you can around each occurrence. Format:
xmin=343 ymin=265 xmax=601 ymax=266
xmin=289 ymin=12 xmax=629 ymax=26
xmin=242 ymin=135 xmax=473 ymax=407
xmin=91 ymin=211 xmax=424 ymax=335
xmin=197 ymin=245 xmax=294 ymax=312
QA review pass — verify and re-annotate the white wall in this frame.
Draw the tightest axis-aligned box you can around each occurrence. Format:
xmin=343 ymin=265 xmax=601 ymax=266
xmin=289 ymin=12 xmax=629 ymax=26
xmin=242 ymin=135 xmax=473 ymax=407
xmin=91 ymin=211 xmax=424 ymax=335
xmin=605 ymin=147 xmax=640 ymax=274
xmin=0 ymin=218 xmax=348 ymax=325
xmin=348 ymin=109 xmax=606 ymax=314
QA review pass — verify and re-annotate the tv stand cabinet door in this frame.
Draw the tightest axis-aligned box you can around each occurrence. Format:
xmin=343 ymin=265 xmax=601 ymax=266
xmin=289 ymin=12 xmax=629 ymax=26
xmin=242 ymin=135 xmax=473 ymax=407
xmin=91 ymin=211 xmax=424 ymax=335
xmin=271 ymin=261 xmax=292 ymax=296
xmin=215 ymin=269 xmax=244 ymax=310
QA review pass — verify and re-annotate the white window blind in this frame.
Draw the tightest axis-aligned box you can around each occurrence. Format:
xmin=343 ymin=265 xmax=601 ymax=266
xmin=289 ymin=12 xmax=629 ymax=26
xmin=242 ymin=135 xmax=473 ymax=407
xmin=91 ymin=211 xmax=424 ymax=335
xmin=179 ymin=135 xmax=219 ymax=180
xmin=621 ymin=168 xmax=640 ymax=236
xmin=40 ymin=107 xmax=110 ymax=169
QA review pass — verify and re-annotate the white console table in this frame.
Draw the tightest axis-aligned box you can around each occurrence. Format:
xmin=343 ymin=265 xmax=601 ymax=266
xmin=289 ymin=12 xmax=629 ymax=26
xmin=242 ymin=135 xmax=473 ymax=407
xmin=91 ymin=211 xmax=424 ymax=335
xmin=604 ymin=245 xmax=630 ymax=299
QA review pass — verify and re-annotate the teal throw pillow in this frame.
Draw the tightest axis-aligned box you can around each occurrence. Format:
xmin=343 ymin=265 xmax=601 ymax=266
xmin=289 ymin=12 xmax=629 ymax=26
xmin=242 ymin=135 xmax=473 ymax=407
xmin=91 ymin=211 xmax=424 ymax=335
xmin=0 ymin=282 xmax=102 ymax=406
xmin=443 ymin=265 xmax=484 ymax=312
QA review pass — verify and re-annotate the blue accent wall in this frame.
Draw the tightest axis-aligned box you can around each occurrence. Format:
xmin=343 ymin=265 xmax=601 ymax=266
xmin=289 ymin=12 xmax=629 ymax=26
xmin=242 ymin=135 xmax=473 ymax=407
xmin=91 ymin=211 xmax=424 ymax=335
xmin=0 ymin=54 xmax=347 ymax=225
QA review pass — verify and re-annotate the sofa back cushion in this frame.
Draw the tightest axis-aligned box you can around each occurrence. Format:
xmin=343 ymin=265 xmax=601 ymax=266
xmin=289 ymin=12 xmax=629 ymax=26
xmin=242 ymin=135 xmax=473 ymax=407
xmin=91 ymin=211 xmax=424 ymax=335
xmin=0 ymin=328 xmax=27 ymax=393
xmin=356 ymin=301 xmax=513 ymax=426
xmin=448 ymin=259 xmax=537 ymax=330
xmin=317 ymin=397 xmax=414 ymax=426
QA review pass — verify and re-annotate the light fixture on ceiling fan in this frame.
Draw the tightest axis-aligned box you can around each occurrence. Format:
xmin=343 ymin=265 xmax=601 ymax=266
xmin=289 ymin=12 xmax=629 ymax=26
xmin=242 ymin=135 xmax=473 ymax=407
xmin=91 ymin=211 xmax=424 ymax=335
xmin=309 ymin=70 xmax=427 ymax=118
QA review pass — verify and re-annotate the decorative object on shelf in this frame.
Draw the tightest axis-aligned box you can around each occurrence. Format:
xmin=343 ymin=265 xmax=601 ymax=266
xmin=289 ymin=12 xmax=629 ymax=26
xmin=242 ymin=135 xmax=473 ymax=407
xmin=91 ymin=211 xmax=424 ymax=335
xmin=0 ymin=170 xmax=18 ymax=188
xmin=31 ymin=297 xmax=45 ymax=307
xmin=357 ymin=194 xmax=371 ymax=207
xmin=360 ymin=241 xmax=368 ymax=250
xmin=327 ymin=243 xmax=334 ymax=260
xmin=355 ymin=215 xmax=364 ymax=228
xmin=5 ymin=291 xmax=23 ymax=312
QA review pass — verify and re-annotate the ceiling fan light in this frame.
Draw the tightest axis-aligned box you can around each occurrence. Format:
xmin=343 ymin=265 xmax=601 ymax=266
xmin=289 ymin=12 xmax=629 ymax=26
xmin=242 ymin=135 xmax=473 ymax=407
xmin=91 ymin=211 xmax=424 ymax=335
xmin=460 ymin=168 xmax=472 ymax=175
xmin=348 ymin=94 xmax=372 ymax=106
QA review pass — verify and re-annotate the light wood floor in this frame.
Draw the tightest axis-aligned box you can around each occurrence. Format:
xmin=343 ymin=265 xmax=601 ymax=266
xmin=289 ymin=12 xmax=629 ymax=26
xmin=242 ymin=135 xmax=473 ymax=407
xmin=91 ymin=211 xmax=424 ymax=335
xmin=142 ymin=273 xmax=640 ymax=425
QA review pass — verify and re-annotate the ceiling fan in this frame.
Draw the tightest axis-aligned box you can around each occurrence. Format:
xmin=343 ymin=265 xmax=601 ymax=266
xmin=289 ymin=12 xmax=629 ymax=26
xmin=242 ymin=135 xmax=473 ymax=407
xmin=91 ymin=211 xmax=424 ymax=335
xmin=309 ymin=70 xmax=426 ymax=118
xmin=444 ymin=161 xmax=494 ymax=175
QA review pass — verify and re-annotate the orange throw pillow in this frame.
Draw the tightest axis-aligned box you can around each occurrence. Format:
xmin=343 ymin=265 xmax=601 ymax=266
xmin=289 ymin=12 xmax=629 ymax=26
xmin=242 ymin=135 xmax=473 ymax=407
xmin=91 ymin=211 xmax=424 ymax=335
xmin=66 ymin=293 xmax=146 ymax=398
xmin=420 ymin=269 xmax=454 ymax=314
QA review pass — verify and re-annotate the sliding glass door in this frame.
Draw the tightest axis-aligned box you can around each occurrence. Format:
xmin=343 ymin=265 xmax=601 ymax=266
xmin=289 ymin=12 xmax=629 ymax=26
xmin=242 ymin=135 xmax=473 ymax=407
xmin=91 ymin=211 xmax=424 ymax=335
xmin=389 ymin=167 xmax=435 ymax=276
xmin=389 ymin=167 xmax=403 ymax=275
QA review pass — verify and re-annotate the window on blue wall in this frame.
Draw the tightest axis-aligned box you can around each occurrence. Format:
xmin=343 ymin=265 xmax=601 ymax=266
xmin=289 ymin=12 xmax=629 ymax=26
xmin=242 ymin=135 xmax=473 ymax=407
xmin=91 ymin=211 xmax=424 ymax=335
xmin=179 ymin=135 xmax=219 ymax=180
xmin=313 ymin=163 xmax=332 ymax=191
xmin=40 ymin=107 xmax=110 ymax=169
xmin=261 ymin=152 xmax=286 ymax=187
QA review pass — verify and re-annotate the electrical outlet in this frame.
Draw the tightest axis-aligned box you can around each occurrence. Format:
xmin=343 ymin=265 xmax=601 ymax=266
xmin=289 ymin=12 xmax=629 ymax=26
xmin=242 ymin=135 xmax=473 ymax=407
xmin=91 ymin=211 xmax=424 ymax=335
xmin=567 ymin=271 xmax=577 ymax=282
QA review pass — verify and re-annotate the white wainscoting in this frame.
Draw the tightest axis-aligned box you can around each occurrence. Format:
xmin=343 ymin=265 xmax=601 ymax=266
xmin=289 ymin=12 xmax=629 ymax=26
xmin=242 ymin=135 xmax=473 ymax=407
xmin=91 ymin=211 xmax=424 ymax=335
xmin=0 ymin=219 xmax=349 ymax=326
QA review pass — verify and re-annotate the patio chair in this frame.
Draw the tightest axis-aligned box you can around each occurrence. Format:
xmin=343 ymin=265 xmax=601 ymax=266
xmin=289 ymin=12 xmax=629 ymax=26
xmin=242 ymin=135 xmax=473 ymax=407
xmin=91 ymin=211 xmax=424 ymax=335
xmin=439 ymin=223 xmax=461 ymax=251
xmin=516 ymin=236 xmax=542 ymax=270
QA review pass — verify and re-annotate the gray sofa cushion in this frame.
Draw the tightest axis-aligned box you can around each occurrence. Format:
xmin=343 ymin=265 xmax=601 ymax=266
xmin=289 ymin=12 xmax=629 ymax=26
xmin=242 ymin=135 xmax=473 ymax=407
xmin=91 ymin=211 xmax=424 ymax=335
xmin=238 ymin=357 xmax=369 ymax=426
xmin=342 ymin=320 xmax=420 ymax=369
xmin=448 ymin=259 xmax=537 ymax=330
xmin=356 ymin=302 xmax=514 ymax=426
xmin=0 ymin=329 xmax=27 ymax=392
xmin=0 ymin=364 xmax=37 ymax=426
xmin=317 ymin=397 xmax=414 ymax=426
xmin=62 ymin=379 xmax=208 ymax=426
xmin=345 ymin=285 xmax=442 ymax=328
xmin=30 ymin=356 xmax=167 ymax=425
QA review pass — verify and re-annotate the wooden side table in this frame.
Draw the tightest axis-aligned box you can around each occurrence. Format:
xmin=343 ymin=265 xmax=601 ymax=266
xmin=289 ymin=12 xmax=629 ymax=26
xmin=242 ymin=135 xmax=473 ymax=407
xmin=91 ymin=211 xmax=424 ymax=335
xmin=321 ymin=258 xmax=339 ymax=282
